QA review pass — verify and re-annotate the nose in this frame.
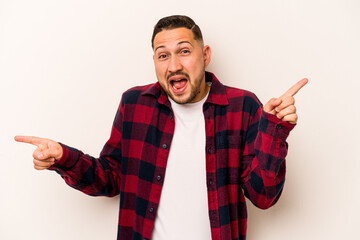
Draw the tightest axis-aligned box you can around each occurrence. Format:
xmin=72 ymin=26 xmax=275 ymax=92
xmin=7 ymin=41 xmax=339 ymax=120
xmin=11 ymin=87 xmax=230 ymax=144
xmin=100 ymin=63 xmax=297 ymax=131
xmin=168 ymin=55 xmax=183 ymax=73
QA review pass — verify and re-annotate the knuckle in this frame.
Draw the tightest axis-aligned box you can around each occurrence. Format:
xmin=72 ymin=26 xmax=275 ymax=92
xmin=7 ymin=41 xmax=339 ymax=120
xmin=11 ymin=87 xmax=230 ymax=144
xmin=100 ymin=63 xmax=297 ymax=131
xmin=284 ymin=96 xmax=294 ymax=104
xmin=287 ymin=114 xmax=298 ymax=123
xmin=289 ymin=97 xmax=295 ymax=105
xmin=53 ymin=149 xmax=60 ymax=158
xmin=266 ymin=98 xmax=276 ymax=106
xmin=289 ymin=105 xmax=296 ymax=112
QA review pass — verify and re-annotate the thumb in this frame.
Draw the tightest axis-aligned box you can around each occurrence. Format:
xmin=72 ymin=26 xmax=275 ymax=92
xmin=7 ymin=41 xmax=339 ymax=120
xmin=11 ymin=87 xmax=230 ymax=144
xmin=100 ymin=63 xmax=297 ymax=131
xmin=264 ymin=98 xmax=282 ymax=115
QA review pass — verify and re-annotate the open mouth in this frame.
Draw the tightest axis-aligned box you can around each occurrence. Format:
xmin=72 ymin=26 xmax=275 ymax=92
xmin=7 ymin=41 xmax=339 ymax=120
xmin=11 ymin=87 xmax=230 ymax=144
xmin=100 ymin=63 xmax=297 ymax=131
xmin=169 ymin=75 xmax=188 ymax=93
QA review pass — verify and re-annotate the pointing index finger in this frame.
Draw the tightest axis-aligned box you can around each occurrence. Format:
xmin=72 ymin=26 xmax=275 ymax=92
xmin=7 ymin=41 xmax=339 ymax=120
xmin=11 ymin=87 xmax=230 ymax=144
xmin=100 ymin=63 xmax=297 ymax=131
xmin=14 ymin=135 xmax=45 ymax=147
xmin=280 ymin=78 xmax=308 ymax=99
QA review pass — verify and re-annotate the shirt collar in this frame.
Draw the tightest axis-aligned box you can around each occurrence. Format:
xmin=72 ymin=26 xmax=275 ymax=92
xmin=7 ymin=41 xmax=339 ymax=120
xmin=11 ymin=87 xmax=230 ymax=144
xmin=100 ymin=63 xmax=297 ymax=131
xmin=141 ymin=71 xmax=229 ymax=106
xmin=204 ymin=71 xmax=229 ymax=106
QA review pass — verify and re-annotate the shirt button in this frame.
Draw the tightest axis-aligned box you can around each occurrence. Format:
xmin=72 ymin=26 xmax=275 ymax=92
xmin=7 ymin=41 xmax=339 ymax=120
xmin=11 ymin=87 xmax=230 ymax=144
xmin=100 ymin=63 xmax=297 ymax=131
xmin=169 ymin=114 xmax=173 ymax=120
xmin=149 ymin=207 xmax=154 ymax=213
xmin=157 ymin=175 xmax=162 ymax=181
xmin=209 ymin=180 xmax=213 ymax=185
xmin=162 ymin=144 xmax=167 ymax=149
xmin=276 ymin=125 xmax=282 ymax=129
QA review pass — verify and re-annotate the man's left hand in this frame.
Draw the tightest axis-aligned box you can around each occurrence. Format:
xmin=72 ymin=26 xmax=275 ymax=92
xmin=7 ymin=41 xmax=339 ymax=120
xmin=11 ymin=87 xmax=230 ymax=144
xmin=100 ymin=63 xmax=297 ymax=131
xmin=263 ymin=78 xmax=308 ymax=124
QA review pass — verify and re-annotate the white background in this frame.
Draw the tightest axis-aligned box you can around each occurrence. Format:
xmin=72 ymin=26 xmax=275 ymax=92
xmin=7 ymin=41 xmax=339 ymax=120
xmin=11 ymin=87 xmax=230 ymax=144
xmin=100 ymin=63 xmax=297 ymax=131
xmin=1 ymin=0 xmax=359 ymax=239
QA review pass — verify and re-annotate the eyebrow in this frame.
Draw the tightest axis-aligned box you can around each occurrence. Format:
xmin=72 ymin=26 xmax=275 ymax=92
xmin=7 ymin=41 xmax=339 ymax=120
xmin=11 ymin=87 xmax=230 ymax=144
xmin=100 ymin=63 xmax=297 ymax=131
xmin=154 ymin=41 xmax=193 ymax=53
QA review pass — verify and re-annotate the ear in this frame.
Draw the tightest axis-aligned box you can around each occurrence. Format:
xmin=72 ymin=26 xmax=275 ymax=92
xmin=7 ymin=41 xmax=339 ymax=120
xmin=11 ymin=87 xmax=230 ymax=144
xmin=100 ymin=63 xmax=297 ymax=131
xmin=203 ymin=45 xmax=211 ymax=68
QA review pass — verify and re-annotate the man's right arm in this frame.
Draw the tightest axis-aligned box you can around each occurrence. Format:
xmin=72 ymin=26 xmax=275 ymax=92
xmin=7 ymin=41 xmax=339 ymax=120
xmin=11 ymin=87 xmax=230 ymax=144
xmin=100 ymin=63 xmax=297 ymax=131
xmin=15 ymin=102 xmax=124 ymax=197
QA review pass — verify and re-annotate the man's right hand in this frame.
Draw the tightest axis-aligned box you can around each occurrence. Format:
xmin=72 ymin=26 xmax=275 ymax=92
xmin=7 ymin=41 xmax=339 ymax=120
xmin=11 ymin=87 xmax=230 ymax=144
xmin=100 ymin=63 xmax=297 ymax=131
xmin=15 ymin=136 xmax=63 ymax=170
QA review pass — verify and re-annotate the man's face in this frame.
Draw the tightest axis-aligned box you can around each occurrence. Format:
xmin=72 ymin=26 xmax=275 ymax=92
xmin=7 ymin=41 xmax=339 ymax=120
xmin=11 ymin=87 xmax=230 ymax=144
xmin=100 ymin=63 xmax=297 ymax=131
xmin=153 ymin=27 xmax=211 ymax=104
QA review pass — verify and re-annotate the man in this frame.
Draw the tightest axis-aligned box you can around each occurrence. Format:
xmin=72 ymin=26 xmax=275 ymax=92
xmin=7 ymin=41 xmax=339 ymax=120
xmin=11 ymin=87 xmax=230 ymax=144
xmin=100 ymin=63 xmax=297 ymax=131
xmin=15 ymin=15 xmax=307 ymax=240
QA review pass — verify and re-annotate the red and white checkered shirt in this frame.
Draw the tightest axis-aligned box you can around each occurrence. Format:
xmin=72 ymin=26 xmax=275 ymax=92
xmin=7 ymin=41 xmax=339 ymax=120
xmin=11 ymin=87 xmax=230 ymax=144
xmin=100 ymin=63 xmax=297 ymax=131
xmin=50 ymin=71 xmax=295 ymax=240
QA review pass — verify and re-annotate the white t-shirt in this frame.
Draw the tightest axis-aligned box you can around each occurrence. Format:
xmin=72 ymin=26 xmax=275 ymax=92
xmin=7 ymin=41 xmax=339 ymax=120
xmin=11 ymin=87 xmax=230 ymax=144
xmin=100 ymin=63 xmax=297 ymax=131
xmin=151 ymin=95 xmax=212 ymax=240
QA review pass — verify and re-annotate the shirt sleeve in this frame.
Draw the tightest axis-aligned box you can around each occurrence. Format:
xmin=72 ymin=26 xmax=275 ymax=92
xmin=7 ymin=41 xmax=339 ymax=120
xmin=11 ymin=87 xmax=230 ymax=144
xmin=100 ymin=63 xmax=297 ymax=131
xmin=241 ymin=106 xmax=295 ymax=209
xmin=48 ymin=101 xmax=124 ymax=197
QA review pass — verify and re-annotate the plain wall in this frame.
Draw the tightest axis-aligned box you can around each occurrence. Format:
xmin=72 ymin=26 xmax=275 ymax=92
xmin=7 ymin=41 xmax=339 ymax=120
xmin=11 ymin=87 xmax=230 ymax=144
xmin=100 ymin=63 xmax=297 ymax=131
xmin=1 ymin=0 xmax=359 ymax=239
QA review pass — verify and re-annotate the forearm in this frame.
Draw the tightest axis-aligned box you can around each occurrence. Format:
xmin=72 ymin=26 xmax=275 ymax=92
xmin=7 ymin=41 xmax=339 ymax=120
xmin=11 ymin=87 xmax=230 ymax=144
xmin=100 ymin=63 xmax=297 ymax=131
xmin=242 ymin=110 xmax=295 ymax=209
xmin=49 ymin=143 xmax=121 ymax=197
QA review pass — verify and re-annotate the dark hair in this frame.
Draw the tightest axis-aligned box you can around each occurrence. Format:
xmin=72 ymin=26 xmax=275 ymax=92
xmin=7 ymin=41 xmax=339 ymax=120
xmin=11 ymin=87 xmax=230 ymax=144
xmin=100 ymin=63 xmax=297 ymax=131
xmin=151 ymin=15 xmax=203 ymax=48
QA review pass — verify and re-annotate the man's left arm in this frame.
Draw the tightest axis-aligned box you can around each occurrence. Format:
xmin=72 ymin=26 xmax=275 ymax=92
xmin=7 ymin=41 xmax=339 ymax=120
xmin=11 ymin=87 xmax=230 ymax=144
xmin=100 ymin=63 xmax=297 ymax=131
xmin=241 ymin=78 xmax=308 ymax=209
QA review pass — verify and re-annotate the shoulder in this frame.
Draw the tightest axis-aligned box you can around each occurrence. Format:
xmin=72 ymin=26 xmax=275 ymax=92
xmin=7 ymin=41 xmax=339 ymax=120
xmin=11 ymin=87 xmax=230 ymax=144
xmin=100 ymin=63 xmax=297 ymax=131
xmin=121 ymin=82 xmax=160 ymax=105
xmin=206 ymin=72 xmax=262 ymax=110
xmin=223 ymin=85 xmax=262 ymax=115
xmin=224 ymin=85 xmax=262 ymax=106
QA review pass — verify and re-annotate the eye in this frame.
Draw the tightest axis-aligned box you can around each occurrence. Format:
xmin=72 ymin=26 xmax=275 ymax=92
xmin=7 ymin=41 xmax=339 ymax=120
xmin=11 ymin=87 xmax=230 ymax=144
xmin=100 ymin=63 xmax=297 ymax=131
xmin=180 ymin=49 xmax=190 ymax=54
xmin=158 ymin=54 xmax=167 ymax=60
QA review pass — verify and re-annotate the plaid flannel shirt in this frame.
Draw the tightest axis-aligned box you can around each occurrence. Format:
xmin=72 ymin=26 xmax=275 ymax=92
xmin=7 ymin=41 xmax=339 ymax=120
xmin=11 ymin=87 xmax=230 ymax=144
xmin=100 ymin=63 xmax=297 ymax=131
xmin=50 ymin=71 xmax=295 ymax=240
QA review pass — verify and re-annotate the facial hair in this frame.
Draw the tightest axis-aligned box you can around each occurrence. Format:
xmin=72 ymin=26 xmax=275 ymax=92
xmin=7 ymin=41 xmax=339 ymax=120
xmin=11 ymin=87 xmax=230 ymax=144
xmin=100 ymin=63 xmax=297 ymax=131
xmin=165 ymin=69 xmax=206 ymax=104
xmin=159 ymin=68 xmax=205 ymax=104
